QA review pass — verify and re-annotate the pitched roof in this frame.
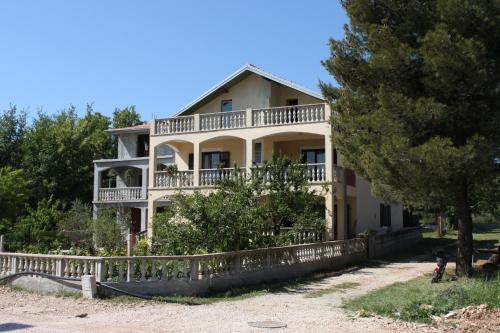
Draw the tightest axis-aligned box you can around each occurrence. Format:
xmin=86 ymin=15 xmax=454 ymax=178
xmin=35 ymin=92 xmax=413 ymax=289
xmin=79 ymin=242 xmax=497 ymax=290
xmin=175 ymin=64 xmax=324 ymax=116
xmin=105 ymin=123 xmax=150 ymax=135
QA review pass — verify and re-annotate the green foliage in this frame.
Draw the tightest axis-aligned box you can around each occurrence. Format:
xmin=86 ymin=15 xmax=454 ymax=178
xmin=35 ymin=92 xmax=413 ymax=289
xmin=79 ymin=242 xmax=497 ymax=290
xmin=133 ymin=239 xmax=150 ymax=256
xmin=321 ymin=0 xmax=500 ymax=275
xmin=343 ymin=274 xmax=500 ymax=324
xmin=91 ymin=207 xmax=129 ymax=255
xmin=59 ymin=199 xmax=94 ymax=251
xmin=112 ymin=105 xmax=141 ymax=128
xmin=0 ymin=105 xmax=26 ymax=169
xmin=153 ymin=157 xmax=326 ymax=255
xmin=0 ymin=167 xmax=30 ymax=238
xmin=11 ymin=197 xmax=66 ymax=253
xmin=22 ymin=105 xmax=113 ymax=205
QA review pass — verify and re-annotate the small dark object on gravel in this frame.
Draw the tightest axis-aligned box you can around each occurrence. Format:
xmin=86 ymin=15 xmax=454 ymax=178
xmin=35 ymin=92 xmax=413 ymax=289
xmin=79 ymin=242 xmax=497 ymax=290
xmin=75 ymin=313 xmax=88 ymax=318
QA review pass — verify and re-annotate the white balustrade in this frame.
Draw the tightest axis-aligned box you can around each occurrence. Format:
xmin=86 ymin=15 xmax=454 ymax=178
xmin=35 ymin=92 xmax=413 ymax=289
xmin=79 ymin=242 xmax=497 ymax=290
xmin=153 ymin=104 xmax=327 ymax=136
xmin=199 ymin=168 xmax=245 ymax=186
xmin=98 ymin=187 xmax=143 ymax=201
xmin=155 ymin=170 xmax=194 ymax=188
xmin=252 ymin=103 xmax=326 ymax=127
xmin=251 ymin=163 xmax=326 ymax=184
xmin=154 ymin=116 xmax=195 ymax=135
xmin=199 ymin=110 xmax=246 ymax=131
xmin=0 ymin=238 xmax=368 ymax=284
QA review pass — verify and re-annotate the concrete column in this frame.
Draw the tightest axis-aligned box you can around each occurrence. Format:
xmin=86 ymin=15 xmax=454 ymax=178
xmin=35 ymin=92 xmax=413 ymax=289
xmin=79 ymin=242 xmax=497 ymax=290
xmin=147 ymin=200 xmax=156 ymax=240
xmin=324 ymin=134 xmax=333 ymax=182
xmin=325 ymin=191 xmax=334 ymax=240
xmin=140 ymin=207 xmax=147 ymax=232
xmin=141 ymin=167 xmax=148 ymax=199
xmin=245 ymin=108 xmax=252 ymax=127
xmin=193 ymin=142 xmax=200 ymax=187
xmin=93 ymin=165 xmax=102 ymax=202
xmin=0 ymin=234 xmax=4 ymax=252
xmin=148 ymin=143 xmax=157 ymax=190
xmin=245 ymin=139 xmax=253 ymax=174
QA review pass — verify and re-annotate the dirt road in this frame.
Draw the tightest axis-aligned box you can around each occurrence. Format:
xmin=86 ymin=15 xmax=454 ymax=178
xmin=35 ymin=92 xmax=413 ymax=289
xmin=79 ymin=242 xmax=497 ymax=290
xmin=0 ymin=260 xmax=441 ymax=333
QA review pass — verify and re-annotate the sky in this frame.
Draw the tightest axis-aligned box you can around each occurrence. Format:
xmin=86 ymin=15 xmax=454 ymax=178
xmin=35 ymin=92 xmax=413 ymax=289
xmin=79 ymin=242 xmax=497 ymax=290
xmin=0 ymin=1 xmax=348 ymax=121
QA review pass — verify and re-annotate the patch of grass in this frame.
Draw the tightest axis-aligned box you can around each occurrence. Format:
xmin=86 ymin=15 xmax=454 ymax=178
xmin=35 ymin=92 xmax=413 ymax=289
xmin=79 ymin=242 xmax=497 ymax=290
xmin=305 ymin=282 xmax=360 ymax=298
xmin=4 ymin=284 xmax=81 ymax=299
xmin=343 ymin=273 xmax=500 ymax=324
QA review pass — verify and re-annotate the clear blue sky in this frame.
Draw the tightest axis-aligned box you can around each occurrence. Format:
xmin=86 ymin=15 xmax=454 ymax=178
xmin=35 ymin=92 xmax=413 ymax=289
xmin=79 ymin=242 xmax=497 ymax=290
xmin=0 ymin=1 xmax=347 ymax=121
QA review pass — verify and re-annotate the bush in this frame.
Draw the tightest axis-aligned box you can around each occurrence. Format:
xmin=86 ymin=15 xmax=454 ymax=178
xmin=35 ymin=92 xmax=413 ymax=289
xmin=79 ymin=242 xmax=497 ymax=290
xmin=153 ymin=157 xmax=327 ymax=255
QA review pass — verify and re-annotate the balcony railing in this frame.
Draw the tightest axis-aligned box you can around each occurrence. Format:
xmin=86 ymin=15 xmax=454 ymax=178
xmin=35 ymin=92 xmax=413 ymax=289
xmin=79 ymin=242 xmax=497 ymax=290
xmin=155 ymin=170 xmax=194 ymax=188
xmin=154 ymin=103 xmax=327 ymax=135
xmin=252 ymin=104 xmax=326 ymax=127
xmin=200 ymin=110 xmax=246 ymax=131
xmin=98 ymin=187 xmax=144 ymax=201
xmin=251 ymin=163 xmax=327 ymax=184
xmin=199 ymin=168 xmax=246 ymax=186
xmin=155 ymin=115 xmax=195 ymax=135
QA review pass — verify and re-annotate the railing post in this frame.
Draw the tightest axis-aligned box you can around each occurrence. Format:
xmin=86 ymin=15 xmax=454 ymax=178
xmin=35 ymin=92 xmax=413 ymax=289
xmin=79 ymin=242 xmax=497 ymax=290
xmin=10 ymin=257 xmax=18 ymax=274
xmin=231 ymin=253 xmax=241 ymax=274
xmin=190 ymin=259 xmax=199 ymax=281
xmin=245 ymin=108 xmax=252 ymax=127
xmin=95 ymin=259 xmax=106 ymax=282
xmin=55 ymin=258 xmax=64 ymax=277
xmin=194 ymin=114 xmax=200 ymax=131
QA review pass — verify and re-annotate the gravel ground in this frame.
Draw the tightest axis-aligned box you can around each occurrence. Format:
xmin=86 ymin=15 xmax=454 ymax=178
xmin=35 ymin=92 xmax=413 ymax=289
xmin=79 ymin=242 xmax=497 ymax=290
xmin=0 ymin=260 xmax=445 ymax=333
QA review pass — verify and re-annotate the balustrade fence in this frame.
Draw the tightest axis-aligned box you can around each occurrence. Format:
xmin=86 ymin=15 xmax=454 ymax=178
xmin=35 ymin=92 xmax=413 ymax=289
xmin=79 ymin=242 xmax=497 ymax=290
xmin=0 ymin=239 xmax=366 ymax=284
xmin=154 ymin=103 xmax=327 ymax=135
xmin=154 ymin=164 xmax=327 ymax=189
xmin=98 ymin=187 xmax=143 ymax=201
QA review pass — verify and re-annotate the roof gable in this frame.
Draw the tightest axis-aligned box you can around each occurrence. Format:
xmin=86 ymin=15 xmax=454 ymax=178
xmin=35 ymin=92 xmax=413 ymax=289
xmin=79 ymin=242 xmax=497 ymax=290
xmin=175 ymin=64 xmax=324 ymax=116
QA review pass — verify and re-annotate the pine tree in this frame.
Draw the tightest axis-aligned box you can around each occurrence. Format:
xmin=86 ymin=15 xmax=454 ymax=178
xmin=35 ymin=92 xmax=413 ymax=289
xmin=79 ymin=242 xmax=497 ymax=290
xmin=321 ymin=0 xmax=499 ymax=276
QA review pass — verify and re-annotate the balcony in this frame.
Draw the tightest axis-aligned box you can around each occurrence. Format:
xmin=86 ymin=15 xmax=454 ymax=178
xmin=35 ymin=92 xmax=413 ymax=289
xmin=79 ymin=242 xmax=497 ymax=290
xmin=153 ymin=164 xmax=327 ymax=189
xmin=153 ymin=103 xmax=327 ymax=136
xmin=97 ymin=187 xmax=145 ymax=202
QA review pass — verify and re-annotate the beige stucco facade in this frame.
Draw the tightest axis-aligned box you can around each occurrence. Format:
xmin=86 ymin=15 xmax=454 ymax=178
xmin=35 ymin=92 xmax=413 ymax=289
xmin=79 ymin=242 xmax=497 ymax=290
xmin=143 ymin=65 xmax=404 ymax=240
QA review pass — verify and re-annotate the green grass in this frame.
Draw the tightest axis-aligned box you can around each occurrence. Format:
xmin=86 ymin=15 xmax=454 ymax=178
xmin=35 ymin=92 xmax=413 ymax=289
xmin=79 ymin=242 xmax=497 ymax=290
xmin=5 ymin=285 xmax=82 ymax=299
xmin=343 ymin=273 xmax=500 ymax=324
xmin=304 ymin=282 xmax=360 ymax=298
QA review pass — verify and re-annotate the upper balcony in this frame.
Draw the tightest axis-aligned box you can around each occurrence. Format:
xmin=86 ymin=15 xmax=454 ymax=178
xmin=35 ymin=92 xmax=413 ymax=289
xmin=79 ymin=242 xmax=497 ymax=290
xmin=153 ymin=103 xmax=327 ymax=136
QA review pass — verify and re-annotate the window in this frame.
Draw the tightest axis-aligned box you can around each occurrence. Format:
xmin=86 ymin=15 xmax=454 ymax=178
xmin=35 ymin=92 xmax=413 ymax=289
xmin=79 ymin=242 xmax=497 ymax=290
xmin=202 ymin=151 xmax=230 ymax=169
xmin=380 ymin=204 xmax=392 ymax=227
xmin=254 ymin=142 xmax=263 ymax=164
xmin=286 ymin=98 xmax=298 ymax=106
xmin=301 ymin=149 xmax=325 ymax=164
xmin=221 ymin=100 xmax=232 ymax=112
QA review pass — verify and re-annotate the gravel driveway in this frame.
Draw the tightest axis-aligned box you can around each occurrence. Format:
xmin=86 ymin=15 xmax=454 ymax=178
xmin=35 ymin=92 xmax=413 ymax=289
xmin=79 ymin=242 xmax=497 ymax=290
xmin=0 ymin=260 xmax=442 ymax=333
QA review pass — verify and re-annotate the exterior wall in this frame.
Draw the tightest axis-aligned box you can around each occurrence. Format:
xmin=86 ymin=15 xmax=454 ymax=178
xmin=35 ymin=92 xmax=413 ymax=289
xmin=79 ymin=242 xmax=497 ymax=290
xmin=187 ymin=74 xmax=272 ymax=115
xmin=355 ymin=177 xmax=403 ymax=233
xmin=118 ymin=133 xmax=139 ymax=159
xmin=200 ymin=138 xmax=246 ymax=167
xmin=270 ymin=82 xmax=323 ymax=106
xmin=274 ymin=138 xmax=324 ymax=160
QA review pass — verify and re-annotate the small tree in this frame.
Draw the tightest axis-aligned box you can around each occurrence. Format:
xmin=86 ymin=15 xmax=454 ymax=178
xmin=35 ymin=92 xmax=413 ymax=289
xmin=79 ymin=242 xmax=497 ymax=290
xmin=153 ymin=157 xmax=326 ymax=255
xmin=91 ymin=207 xmax=130 ymax=255
xmin=59 ymin=199 xmax=94 ymax=251
xmin=12 ymin=197 xmax=66 ymax=253
xmin=112 ymin=106 xmax=141 ymax=128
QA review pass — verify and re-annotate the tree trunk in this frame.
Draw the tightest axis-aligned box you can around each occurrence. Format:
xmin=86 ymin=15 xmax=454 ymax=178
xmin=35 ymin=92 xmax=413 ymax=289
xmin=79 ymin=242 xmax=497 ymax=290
xmin=455 ymin=187 xmax=473 ymax=277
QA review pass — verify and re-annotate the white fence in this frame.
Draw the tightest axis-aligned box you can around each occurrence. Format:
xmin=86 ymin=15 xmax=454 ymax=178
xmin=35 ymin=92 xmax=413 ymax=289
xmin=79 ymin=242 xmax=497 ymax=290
xmin=98 ymin=187 xmax=143 ymax=201
xmin=154 ymin=103 xmax=327 ymax=135
xmin=0 ymin=239 xmax=366 ymax=291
